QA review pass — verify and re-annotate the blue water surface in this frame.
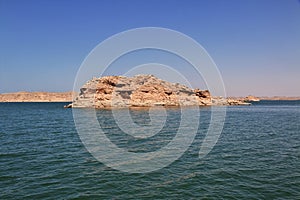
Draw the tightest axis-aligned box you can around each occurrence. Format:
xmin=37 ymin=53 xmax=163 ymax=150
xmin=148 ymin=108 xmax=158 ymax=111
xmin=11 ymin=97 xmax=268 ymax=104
xmin=0 ymin=101 xmax=299 ymax=199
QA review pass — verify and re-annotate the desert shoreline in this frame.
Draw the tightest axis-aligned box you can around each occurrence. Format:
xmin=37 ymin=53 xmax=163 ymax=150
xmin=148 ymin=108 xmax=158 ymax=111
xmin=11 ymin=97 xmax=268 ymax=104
xmin=0 ymin=91 xmax=75 ymax=102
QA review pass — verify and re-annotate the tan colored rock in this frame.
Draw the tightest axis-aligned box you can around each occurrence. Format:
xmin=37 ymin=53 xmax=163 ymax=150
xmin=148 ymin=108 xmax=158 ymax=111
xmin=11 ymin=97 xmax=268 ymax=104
xmin=227 ymin=98 xmax=251 ymax=105
xmin=70 ymin=75 xmax=250 ymax=108
xmin=71 ymin=75 xmax=203 ymax=108
xmin=244 ymin=95 xmax=260 ymax=102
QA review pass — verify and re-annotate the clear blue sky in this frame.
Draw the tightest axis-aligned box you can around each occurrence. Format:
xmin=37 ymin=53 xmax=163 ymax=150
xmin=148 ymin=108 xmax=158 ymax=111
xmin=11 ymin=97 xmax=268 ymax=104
xmin=1 ymin=0 xmax=299 ymax=96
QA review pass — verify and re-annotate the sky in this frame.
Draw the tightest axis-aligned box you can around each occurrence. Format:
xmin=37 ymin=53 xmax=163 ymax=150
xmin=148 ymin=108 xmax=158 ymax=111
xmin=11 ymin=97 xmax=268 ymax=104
xmin=0 ymin=0 xmax=300 ymax=96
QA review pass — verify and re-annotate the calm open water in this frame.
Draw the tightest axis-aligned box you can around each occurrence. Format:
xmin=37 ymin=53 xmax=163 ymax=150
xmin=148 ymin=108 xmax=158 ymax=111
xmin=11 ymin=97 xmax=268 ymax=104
xmin=0 ymin=101 xmax=299 ymax=199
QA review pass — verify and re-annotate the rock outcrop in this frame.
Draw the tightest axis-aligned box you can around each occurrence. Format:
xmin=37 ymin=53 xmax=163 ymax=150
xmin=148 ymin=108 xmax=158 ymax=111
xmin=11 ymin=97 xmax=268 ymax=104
xmin=244 ymin=95 xmax=260 ymax=102
xmin=69 ymin=75 xmax=248 ymax=108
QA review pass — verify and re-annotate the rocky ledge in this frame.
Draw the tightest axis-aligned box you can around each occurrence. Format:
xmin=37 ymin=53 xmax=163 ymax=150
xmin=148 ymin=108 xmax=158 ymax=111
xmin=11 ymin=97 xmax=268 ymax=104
xmin=66 ymin=75 xmax=249 ymax=108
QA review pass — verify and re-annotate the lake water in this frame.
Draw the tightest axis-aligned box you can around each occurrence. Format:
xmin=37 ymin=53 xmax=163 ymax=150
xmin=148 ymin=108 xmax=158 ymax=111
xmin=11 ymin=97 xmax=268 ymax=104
xmin=0 ymin=101 xmax=299 ymax=199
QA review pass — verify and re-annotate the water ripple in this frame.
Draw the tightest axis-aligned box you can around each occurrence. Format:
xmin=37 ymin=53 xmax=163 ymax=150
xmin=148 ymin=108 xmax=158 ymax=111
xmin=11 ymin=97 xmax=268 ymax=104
xmin=0 ymin=102 xmax=299 ymax=199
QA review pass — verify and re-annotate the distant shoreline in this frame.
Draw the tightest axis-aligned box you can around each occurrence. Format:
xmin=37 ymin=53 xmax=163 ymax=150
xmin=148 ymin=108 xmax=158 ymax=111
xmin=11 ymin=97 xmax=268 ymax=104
xmin=0 ymin=91 xmax=75 ymax=102
xmin=0 ymin=91 xmax=299 ymax=102
xmin=258 ymin=97 xmax=300 ymax=101
xmin=229 ymin=96 xmax=300 ymax=101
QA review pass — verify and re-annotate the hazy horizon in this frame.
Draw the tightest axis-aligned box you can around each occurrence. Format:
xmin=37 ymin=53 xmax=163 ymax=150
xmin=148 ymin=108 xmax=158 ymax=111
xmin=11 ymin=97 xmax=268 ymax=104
xmin=1 ymin=0 xmax=300 ymax=97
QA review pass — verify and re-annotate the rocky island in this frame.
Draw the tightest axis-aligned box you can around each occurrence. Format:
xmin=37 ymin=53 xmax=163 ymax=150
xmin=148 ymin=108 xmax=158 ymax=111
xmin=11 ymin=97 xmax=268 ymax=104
xmin=67 ymin=74 xmax=249 ymax=108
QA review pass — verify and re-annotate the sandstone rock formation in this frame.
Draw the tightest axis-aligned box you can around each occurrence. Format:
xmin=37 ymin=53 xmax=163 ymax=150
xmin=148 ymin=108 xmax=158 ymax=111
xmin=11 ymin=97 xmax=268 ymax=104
xmin=69 ymin=75 xmax=248 ymax=108
xmin=244 ymin=95 xmax=260 ymax=102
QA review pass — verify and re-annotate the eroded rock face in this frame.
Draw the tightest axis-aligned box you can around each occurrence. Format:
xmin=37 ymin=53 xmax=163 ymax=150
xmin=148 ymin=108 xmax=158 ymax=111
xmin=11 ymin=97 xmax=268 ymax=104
xmin=71 ymin=75 xmax=212 ymax=108
xmin=69 ymin=74 xmax=250 ymax=108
